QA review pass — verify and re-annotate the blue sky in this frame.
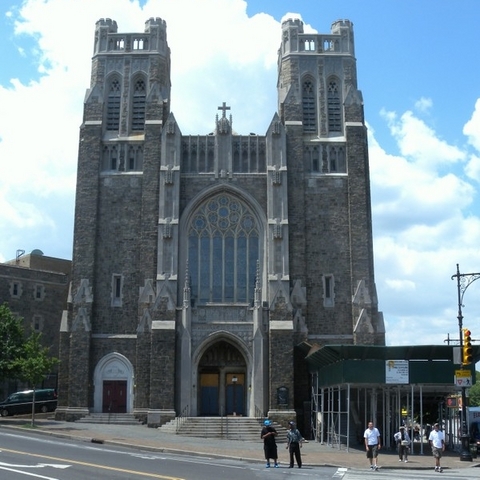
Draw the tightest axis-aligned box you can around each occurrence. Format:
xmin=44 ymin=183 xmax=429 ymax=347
xmin=1 ymin=0 xmax=480 ymax=348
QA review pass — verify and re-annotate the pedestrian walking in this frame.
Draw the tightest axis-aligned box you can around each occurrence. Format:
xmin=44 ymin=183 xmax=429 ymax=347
xmin=261 ymin=419 xmax=279 ymax=468
xmin=286 ymin=421 xmax=304 ymax=468
xmin=428 ymin=423 xmax=445 ymax=473
xmin=364 ymin=421 xmax=381 ymax=470
xmin=413 ymin=424 xmax=421 ymax=441
xmin=393 ymin=425 xmax=410 ymax=462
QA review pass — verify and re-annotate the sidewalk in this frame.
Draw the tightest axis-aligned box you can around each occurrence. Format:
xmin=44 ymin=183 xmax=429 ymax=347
xmin=1 ymin=417 xmax=480 ymax=472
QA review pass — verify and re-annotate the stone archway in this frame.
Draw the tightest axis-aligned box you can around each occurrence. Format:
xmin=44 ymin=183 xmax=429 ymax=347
xmin=93 ymin=352 xmax=134 ymax=414
xmin=198 ymin=340 xmax=247 ymax=416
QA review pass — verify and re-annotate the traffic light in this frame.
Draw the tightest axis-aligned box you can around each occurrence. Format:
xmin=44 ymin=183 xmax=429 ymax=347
xmin=462 ymin=328 xmax=473 ymax=365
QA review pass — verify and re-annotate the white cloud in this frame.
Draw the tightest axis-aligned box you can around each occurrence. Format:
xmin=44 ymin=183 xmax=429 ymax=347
xmin=369 ymin=127 xmax=474 ymax=236
xmin=381 ymin=109 xmax=465 ymax=168
xmin=384 ymin=278 xmax=416 ymax=292
xmin=465 ymin=155 xmax=480 ymax=183
xmin=464 ymin=98 xmax=480 ymax=152
xmin=414 ymin=96 xmax=432 ymax=114
xmin=370 ymin=104 xmax=480 ymax=345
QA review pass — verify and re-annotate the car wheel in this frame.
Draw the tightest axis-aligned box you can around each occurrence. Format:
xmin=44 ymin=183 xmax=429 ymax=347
xmin=40 ymin=405 xmax=48 ymax=414
xmin=1 ymin=409 xmax=9 ymax=417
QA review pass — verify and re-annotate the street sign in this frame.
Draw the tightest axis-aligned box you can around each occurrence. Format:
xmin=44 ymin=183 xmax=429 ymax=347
xmin=455 ymin=370 xmax=472 ymax=387
xmin=456 ymin=377 xmax=472 ymax=387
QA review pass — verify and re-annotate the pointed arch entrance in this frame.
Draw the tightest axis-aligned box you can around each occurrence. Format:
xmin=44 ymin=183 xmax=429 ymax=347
xmin=198 ymin=340 xmax=247 ymax=416
xmin=93 ymin=352 xmax=134 ymax=414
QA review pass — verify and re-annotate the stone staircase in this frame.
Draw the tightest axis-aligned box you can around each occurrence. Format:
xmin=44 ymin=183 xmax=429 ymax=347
xmin=75 ymin=413 xmax=142 ymax=425
xmin=159 ymin=416 xmax=287 ymax=442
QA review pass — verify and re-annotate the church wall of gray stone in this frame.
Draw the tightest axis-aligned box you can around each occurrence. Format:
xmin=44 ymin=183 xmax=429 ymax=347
xmin=56 ymin=16 xmax=384 ymax=425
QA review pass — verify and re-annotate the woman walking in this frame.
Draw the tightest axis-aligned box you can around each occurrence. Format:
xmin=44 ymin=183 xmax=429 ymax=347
xmin=394 ymin=426 xmax=410 ymax=462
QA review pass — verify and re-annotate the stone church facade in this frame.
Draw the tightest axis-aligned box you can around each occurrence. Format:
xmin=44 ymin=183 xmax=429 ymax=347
xmin=56 ymin=16 xmax=384 ymax=424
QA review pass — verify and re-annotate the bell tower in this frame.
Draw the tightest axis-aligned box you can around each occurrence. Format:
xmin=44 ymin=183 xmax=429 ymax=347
xmin=57 ymin=17 xmax=174 ymax=421
xmin=277 ymin=17 xmax=384 ymax=346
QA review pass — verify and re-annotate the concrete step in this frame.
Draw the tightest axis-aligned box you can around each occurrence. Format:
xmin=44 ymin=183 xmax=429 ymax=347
xmin=76 ymin=413 xmax=141 ymax=425
xmin=159 ymin=417 xmax=288 ymax=442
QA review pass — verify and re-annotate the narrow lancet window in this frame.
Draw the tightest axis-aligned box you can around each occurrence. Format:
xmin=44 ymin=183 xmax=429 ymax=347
xmin=107 ymin=79 xmax=121 ymax=131
xmin=327 ymin=79 xmax=342 ymax=132
xmin=131 ymin=79 xmax=146 ymax=131
xmin=323 ymin=274 xmax=335 ymax=307
xmin=302 ymin=79 xmax=316 ymax=133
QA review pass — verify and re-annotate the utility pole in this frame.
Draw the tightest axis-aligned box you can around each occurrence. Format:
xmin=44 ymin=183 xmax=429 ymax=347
xmin=451 ymin=263 xmax=480 ymax=461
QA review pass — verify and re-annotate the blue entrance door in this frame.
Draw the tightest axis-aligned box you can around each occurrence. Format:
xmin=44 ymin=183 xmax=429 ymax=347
xmin=200 ymin=373 xmax=219 ymax=415
xmin=200 ymin=386 xmax=219 ymax=415
xmin=226 ymin=383 xmax=244 ymax=415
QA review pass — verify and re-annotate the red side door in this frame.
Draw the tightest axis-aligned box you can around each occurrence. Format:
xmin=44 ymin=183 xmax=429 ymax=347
xmin=102 ymin=380 xmax=127 ymax=413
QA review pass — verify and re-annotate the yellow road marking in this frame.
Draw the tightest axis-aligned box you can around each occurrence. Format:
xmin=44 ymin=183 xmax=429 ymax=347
xmin=0 ymin=447 xmax=184 ymax=479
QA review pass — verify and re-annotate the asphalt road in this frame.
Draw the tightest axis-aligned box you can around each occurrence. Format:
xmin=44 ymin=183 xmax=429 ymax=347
xmin=0 ymin=429 xmax=340 ymax=479
xmin=2 ymin=428 xmax=480 ymax=480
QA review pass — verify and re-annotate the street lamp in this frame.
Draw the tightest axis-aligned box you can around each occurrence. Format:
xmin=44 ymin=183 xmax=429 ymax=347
xmin=451 ymin=263 xmax=480 ymax=462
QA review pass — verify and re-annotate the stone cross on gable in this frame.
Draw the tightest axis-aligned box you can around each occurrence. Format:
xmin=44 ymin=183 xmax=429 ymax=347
xmin=218 ymin=102 xmax=231 ymax=118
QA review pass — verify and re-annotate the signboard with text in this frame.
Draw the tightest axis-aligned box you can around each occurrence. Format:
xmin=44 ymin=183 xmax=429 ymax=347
xmin=386 ymin=360 xmax=409 ymax=384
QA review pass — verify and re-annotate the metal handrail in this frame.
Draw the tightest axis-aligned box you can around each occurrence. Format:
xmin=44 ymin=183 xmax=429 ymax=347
xmin=254 ymin=404 xmax=265 ymax=424
xmin=176 ymin=404 xmax=189 ymax=433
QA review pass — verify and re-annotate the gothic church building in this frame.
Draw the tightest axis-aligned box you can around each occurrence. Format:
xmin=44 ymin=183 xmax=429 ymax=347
xmin=56 ymin=16 xmax=384 ymax=424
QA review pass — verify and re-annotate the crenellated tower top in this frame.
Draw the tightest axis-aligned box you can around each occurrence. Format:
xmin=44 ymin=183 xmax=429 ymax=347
xmin=280 ymin=17 xmax=354 ymax=56
xmin=330 ymin=19 xmax=355 ymax=55
xmin=87 ymin=18 xmax=172 ymax=136
xmin=277 ymin=16 xmax=360 ymax=135
xmin=93 ymin=16 xmax=169 ymax=55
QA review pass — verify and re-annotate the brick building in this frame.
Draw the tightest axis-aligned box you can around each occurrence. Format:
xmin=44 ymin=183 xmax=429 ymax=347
xmin=0 ymin=249 xmax=71 ymax=395
xmin=56 ymin=17 xmax=384 ymax=425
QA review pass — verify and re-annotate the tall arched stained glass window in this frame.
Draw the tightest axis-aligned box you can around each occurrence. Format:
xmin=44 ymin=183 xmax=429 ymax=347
xmin=188 ymin=194 xmax=259 ymax=304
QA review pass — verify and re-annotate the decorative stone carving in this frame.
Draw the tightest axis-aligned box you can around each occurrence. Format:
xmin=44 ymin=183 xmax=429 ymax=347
xmin=72 ymin=307 xmax=91 ymax=332
xmin=164 ymin=165 xmax=174 ymax=184
xmin=137 ymin=308 xmax=152 ymax=333
xmin=73 ymin=279 xmax=93 ymax=305
xmin=139 ymin=279 xmax=156 ymax=305
xmin=272 ymin=165 xmax=282 ymax=185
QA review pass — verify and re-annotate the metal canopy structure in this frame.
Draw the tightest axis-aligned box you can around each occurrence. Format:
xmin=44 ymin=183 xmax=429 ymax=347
xmin=306 ymin=344 xmax=480 ymax=369
xmin=303 ymin=344 xmax=480 ymax=453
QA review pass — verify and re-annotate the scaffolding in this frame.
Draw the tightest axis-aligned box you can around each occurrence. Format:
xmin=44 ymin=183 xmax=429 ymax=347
xmin=306 ymin=345 xmax=478 ymax=454
xmin=310 ymin=376 xmax=459 ymax=453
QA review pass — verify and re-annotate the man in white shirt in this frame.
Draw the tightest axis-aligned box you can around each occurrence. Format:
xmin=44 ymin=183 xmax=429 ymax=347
xmin=364 ymin=421 xmax=381 ymax=470
xmin=428 ymin=423 xmax=445 ymax=473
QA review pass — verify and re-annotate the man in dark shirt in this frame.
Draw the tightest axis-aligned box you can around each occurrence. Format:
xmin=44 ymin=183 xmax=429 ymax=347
xmin=261 ymin=419 xmax=279 ymax=468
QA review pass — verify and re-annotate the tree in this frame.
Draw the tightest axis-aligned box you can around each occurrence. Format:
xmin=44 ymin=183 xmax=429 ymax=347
xmin=0 ymin=303 xmax=25 ymax=382
xmin=13 ymin=332 xmax=58 ymax=426
xmin=469 ymin=372 xmax=480 ymax=407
